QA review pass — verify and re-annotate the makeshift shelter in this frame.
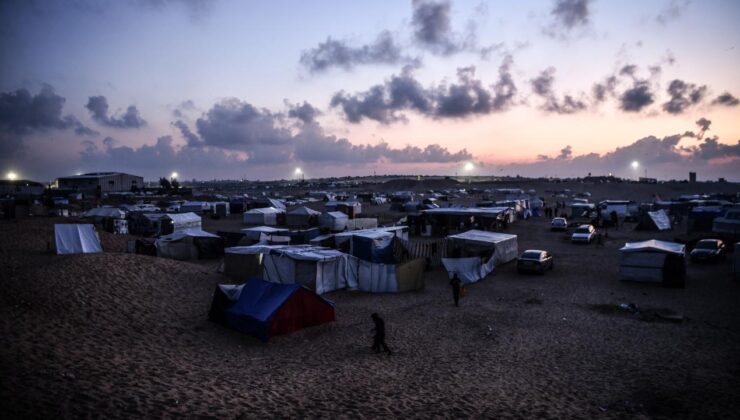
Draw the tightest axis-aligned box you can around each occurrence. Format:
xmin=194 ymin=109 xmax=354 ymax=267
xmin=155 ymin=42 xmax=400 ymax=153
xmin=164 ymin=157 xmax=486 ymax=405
xmin=241 ymin=226 xmax=290 ymax=243
xmin=83 ymin=207 xmax=125 ymax=220
xmin=636 ymin=209 xmax=672 ymax=231
xmin=325 ymin=201 xmax=362 ymax=218
xmin=286 ymin=206 xmax=320 ymax=228
xmin=180 ymin=201 xmax=209 ymax=214
xmin=320 ymin=211 xmax=349 ymax=231
xmin=54 ymin=224 xmax=103 ymax=254
xmin=155 ymin=229 xmax=223 ymax=260
xmin=211 ymin=278 xmax=335 ymax=342
xmin=442 ymin=230 xmax=518 ymax=283
xmin=221 ymin=247 xmax=266 ymax=281
xmin=619 ymin=240 xmax=686 ymax=287
xmin=243 ymin=207 xmax=284 ymax=226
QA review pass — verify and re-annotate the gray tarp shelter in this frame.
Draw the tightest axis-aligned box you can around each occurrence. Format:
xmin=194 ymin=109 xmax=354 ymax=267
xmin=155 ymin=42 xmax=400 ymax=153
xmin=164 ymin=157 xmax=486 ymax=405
xmin=155 ymin=228 xmax=222 ymax=260
xmin=286 ymin=206 xmax=320 ymax=228
xmin=54 ymin=224 xmax=103 ymax=254
xmin=619 ymin=240 xmax=686 ymax=287
xmin=320 ymin=211 xmax=349 ymax=231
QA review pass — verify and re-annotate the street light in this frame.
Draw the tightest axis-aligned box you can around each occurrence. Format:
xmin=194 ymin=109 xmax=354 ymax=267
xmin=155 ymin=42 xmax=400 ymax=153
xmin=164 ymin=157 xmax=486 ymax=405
xmin=463 ymin=162 xmax=475 ymax=172
xmin=171 ymin=171 xmax=178 ymax=179
xmin=631 ymin=161 xmax=639 ymax=170
xmin=7 ymin=171 xmax=17 ymax=181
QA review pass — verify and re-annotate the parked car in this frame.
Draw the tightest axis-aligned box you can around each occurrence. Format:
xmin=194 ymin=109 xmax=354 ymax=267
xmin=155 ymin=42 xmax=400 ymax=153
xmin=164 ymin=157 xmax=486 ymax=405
xmin=571 ymin=224 xmax=596 ymax=243
xmin=517 ymin=250 xmax=554 ymax=274
xmin=550 ymin=217 xmax=568 ymax=231
xmin=690 ymin=239 xmax=726 ymax=262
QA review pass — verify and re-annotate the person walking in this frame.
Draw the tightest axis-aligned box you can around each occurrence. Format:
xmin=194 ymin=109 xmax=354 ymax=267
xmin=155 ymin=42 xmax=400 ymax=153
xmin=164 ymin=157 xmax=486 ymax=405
xmin=371 ymin=313 xmax=392 ymax=355
xmin=450 ymin=274 xmax=461 ymax=307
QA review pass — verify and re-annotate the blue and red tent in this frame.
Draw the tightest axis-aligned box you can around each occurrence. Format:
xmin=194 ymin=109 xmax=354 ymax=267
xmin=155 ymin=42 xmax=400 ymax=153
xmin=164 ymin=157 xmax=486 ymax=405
xmin=210 ymin=278 xmax=335 ymax=342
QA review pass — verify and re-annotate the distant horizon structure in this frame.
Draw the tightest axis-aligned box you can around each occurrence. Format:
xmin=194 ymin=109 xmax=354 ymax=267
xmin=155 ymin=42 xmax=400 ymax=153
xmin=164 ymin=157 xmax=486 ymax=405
xmin=689 ymin=172 xmax=697 ymax=183
xmin=55 ymin=172 xmax=143 ymax=193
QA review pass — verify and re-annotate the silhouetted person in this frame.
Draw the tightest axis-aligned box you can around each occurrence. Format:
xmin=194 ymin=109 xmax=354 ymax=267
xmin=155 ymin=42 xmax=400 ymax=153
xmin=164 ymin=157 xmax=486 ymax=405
xmin=450 ymin=274 xmax=461 ymax=306
xmin=371 ymin=313 xmax=391 ymax=355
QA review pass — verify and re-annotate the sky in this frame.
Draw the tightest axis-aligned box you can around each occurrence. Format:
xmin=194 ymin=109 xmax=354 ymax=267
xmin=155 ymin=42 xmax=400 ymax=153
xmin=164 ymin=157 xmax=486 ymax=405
xmin=1 ymin=0 xmax=739 ymax=182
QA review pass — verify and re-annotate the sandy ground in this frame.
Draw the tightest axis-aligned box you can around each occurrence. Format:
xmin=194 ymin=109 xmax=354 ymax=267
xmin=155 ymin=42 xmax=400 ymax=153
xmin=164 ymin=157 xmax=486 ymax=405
xmin=2 ymin=185 xmax=740 ymax=418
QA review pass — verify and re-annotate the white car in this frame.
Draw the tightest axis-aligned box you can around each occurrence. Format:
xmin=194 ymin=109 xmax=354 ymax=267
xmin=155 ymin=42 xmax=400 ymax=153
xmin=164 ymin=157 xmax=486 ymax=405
xmin=571 ymin=224 xmax=596 ymax=243
xmin=550 ymin=217 xmax=568 ymax=231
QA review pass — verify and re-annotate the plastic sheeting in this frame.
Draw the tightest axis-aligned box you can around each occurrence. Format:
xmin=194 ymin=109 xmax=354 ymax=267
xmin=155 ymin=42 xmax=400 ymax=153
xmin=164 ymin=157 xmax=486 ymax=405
xmin=441 ymin=255 xmax=496 ymax=283
xmin=446 ymin=230 xmax=518 ymax=265
xmin=619 ymin=240 xmax=684 ymax=255
xmin=54 ymin=224 xmax=102 ymax=254
xmin=243 ymin=207 xmax=283 ymax=226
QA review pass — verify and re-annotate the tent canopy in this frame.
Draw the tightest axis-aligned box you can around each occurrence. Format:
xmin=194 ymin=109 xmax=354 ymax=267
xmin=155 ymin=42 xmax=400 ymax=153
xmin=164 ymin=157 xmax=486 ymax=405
xmin=620 ymin=240 xmax=685 ymax=255
xmin=83 ymin=207 xmax=125 ymax=219
xmin=447 ymin=229 xmax=517 ymax=245
xmin=54 ymin=224 xmax=102 ymax=254
xmin=245 ymin=207 xmax=284 ymax=215
xmin=288 ymin=206 xmax=321 ymax=216
xmin=165 ymin=212 xmax=201 ymax=225
xmin=158 ymin=228 xmax=220 ymax=241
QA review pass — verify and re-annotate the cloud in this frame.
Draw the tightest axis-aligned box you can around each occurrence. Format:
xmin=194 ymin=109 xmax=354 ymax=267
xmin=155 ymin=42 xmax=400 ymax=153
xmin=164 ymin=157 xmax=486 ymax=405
xmin=172 ymin=120 xmax=202 ymax=147
xmin=686 ymin=137 xmax=740 ymax=160
xmin=711 ymin=92 xmax=739 ymax=107
xmin=85 ymin=96 xmax=147 ymax=128
xmin=530 ymin=68 xmax=587 ymax=114
xmin=299 ymin=31 xmax=414 ymax=73
xmin=410 ymin=0 xmax=493 ymax=57
xmin=194 ymin=98 xmax=293 ymax=150
xmin=0 ymin=84 xmax=95 ymax=135
xmin=286 ymin=101 xmax=322 ymax=124
xmin=592 ymin=76 xmax=618 ymax=103
xmin=661 ymin=79 xmax=707 ymax=114
xmin=695 ymin=117 xmax=711 ymax=139
xmin=545 ymin=0 xmax=592 ymax=38
xmin=656 ymin=0 xmax=690 ymax=25
xmin=619 ymin=81 xmax=654 ymax=112
xmin=172 ymin=99 xmax=197 ymax=118
xmin=331 ymin=56 xmax=517 ymax=124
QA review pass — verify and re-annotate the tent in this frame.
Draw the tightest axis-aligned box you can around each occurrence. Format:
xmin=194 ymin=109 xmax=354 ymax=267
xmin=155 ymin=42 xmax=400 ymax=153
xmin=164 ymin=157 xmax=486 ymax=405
xmin=221 ymin=247 xmax=265 ymax=281
xmin=83 ymin=207 xmax=125 ymax=219
xmin=442 ymin=230 xmax=518 ymax=283
xmin=243 ymin=207 xmax=284 ymax=226
xmin=241 ymin=226 xmax=290 ymax=242
xmin=635 ymin=209 xmax=672 ymax=231
xmin=155 ymin=229 xmax=223 ymax=260
xmin=180 ymin=201 xmax=209 ymax=214
xmin=54 ymin=224 xmax=103 ymax=254
xmin=619 ymin=240 xmax=686 ymax=287
xmin=446 ymin=230 xmax=518 ymax=265
xmin=320 ymin=211 xmax=349 ymax=231
xmin=212 ymin=278 xmax=335 ymax=342
xmin=286 ymin=206 xmax=320 ymax=228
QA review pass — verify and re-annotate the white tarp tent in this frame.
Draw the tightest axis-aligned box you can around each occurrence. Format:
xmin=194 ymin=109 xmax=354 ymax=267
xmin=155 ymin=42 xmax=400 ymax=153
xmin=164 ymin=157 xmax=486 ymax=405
xmin=241 ymin=226 xmax=289 ymax=241
xmin=286 ymin=206 xmax=320 ymax=228
xmin=446 ymin=230 xmax=518 ymax=265
xmin=442 ymin=230 xmax=518 ymax=283
xmin=243 ymin=207 xmax=284 ymax=226
xmin=166 ymin=212 xmax=202 ymax=231
xmin=619 ymin=240 xmax=686 ymax=286
xmin=441 ymin=256 xmax=496 ymax=284
xmin=54 ymin=224 xmax=103 ymax=254
xmin=320 ymin=211 xmax=349 ymax=231
xmin=155 ymin=229 xmax=221 ymax=260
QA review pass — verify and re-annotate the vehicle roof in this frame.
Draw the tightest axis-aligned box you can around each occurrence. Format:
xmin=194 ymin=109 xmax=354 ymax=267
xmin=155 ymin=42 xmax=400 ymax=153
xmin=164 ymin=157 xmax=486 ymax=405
xmin=576 ymin=224 xmax=593 ymax=228
xmin=522 ymin=249 xmax=546 ymax=254
xmin=697 ymin=238 xmax=721 ymax=243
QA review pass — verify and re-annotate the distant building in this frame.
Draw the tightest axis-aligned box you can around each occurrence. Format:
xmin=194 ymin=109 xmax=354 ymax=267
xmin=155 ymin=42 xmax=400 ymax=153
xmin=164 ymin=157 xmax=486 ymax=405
xmin=55 ymin=172 xmax=144 ymax=193
xmin=689 ymin=172 xmax=697 ymax=183
xmin=638 ymin=177 xmax=657 ymax=184
xmin=0 ymin=179 xmax=46 ymax=196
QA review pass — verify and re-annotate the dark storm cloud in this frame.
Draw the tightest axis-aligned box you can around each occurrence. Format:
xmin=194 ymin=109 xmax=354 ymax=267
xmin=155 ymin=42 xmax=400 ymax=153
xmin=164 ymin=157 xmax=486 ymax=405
xmin=85 ymin=96 xmax=146 ymax=128
xmin=287 ymin=101 xmax=322 ymax=124
xmin=412 ymin=0 xmax=457 ymax=54
xmin=687 ymin=137 xmax=740 ymax=160
xmin=662 ymin=79 xmax=707 ymax=114
xmin=619 ymin=81 xmax=654 ymax=112
xmin=656 ymin=0 xmax=690 ymax=25
xmin=530 ymin=68 xmax=587 ymax=114
xmin=538 ymin=145 xmax=573 ymax=160
xmin=331 ymin=56 xmax=517 ymax=124
xmin=711 ymin=92 xmax=739 ymax=107
xmin=299 ymin=31 xmax=413 ymax=73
